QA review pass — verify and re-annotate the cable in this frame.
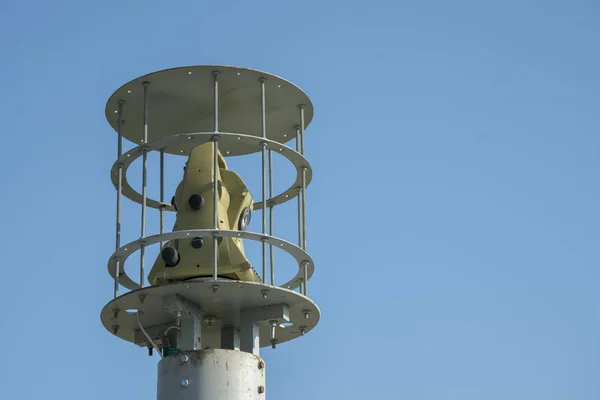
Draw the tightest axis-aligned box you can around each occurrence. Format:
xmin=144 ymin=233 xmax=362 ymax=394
xmin=136 ymin=311 xmax=163 ymax=359
xmin=164 ymin=325 xmax=181 ymax=336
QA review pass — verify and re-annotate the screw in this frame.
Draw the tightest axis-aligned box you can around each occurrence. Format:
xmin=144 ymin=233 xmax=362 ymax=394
xmin=258 ymin=360 xmax=265 ymax=370
xmin=269 ymin=320 xmax=278 ymax=349
xmin=139 ymin=294 xmax=146 ymax=304
xmin=258 ymin=386 xmax=265 ymax=394
xmin=181 ymin=379 xmax=189 ymax=387
xmin=261 ymin=290 xmax=268 ymax=299
xmin=180 ymin=354 xmax=189 ymax=364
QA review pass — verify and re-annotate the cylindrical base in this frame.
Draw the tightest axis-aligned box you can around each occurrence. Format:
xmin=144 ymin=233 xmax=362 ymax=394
xmin=157 ymin=349 xmax=266 ymax=400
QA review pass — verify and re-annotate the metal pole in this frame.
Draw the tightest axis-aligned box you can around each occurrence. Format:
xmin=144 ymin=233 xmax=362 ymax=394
xmin=295 ymin=127 xmax=303 ymax=248
xmin=140 ymin=81 xmax=149 ymax=288
xmin=301 ymin=166 xmax=307 ymax=251
xmin=295 ymin=126 xmax=304 ymax=294
xmin=159 ymin=149 xmax=164 ymax=245
xmin=268 ymin=149 xmax=274 ymax=285
xmin=260 ymin=78 xmax=267 ymax=283
xmin=212 ymin=71 xmax=219 ymax=281
xmin=156 ymin=349 xmax=265 ymax=400
xmin=299 ymin=105 xmax=308 ymax=294
xmin=299 ymin=105 xmax=307 ymax=251
xmin=301 ymin=168 xmax=308 ymax=294
xmin=302 ymin=261 xmax=309 ymax=297
xmin=114 ymin=100 xmax=124 ymax=298
xmin=299 ymin=105 xmax=306 ymax=155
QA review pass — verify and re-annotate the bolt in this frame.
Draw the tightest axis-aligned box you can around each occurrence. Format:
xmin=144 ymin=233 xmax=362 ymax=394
xmin=271 ymin=339 xmax=277 ymax=349
xmin=212 ymin=284 xmax=219 ymax=293
xmin=111 ymin=324 xmax=120 ymax=334
xmin=258 ymin=360 xmax=265 ymax=370
xmin=181 ymin=379 xmax=189 ymax=387
xmin=180 ymin=354 xmax=189 ymax=364
xmin=175 ymin=311 xmax=182 ymax=327
xmin=269 ymin=320 xmax=277 ymax=339
xmin=261 ymin=289 xmax=268 ymax=299
xmin=139 ymin=294 xmax=146 ymax=304
xmin=258 ymin=386 xmax=265 ymax=394
xmin=300 ymin=327 xmax=306 ymax=336
xmin=112 ymin=308 xmax=120 ymax=319
xmin=303 ymin=310 xmax=310 ymax=320
xmin=148 ymin=345 xmax=153 ymax=356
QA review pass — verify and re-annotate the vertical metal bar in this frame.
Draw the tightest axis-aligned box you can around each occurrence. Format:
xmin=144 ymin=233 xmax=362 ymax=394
xmin=299 ymin=105 xmax=307 ymax=252
xmin=260 ymin=78 xmax=267 ymax=283
xmin=140 ymin=81 xmax=149 ymax=288
xmin=299 ymin=105 xmax=305 ymax=155
xmin=302 ymin=261 xmax=309 ymax=297
xmin=295 ymin=127 xmax=303 ymax=248
xmin=301 ymin=167 xmax=307 ymax=251
xmin=268 ymin=149 xmax=274 ymax=285
xmin=159 ymin=149 xmax=164 ymax=243
xmin=295 ymin=126 xmax=304 ymax=294
xmin=212 ymin=136 xmax=219 ymax=281
xmin=114 ymin=100 xmax=124 ymax=298
xmin=212 ymin=71 xmax=219 ymax=281
xmin=213 ymin=71 xmax=219 ymax=133
xmin=301 ymin=168 xmax=308 ymax=293
xmin=299 ymin=105 xmax=308 ymax=294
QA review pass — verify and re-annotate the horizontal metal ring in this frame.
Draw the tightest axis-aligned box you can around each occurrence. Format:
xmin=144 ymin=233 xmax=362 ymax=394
xmin=108 ymin=229 xmax=315 ymax=292
xmin=110 ymin=132 xmax=312 ymax=211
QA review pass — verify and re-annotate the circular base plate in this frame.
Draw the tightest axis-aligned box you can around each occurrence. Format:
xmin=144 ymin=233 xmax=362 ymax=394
xmin=105 ymin=66 xmax=313 ymax=156
xmin=101 ymin=280 xmax=319 ymax=349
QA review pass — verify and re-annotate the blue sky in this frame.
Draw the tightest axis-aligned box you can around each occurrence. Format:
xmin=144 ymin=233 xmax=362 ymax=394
xmin=1 ymin=0 xmax=599 ymax=399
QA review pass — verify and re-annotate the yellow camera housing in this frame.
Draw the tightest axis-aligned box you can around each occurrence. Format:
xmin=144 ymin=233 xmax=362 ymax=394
xmin=148 ymin=142 xmax=259 ymax=285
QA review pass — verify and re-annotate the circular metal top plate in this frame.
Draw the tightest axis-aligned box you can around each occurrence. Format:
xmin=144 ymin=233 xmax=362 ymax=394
xmin=101 ymin=280 xmax=320 ymax=348
xmin=105 ymin=65 xmax=314 ymax=156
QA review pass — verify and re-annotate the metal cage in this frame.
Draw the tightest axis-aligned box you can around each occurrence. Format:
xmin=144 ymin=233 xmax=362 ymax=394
xmin=100 ymin=66 xmax=320 ymax=365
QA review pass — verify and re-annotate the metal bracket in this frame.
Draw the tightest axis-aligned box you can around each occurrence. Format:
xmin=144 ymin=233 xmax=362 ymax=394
xmin=240 ymin=303 xmax=289 ymax=355
xmin=163 ymin=294 xmax=204 ymax=351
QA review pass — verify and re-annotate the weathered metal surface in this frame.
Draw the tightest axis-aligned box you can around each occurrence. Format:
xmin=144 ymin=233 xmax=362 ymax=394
xmin=157 ymin=349 xmax=266 ymax=400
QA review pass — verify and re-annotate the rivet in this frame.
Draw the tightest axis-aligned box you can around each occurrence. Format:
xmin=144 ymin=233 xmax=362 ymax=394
xmin=258 ymin=386 xmax=265 ymax=394
xmin=258 ymin=360 xmax=265 ymax=370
